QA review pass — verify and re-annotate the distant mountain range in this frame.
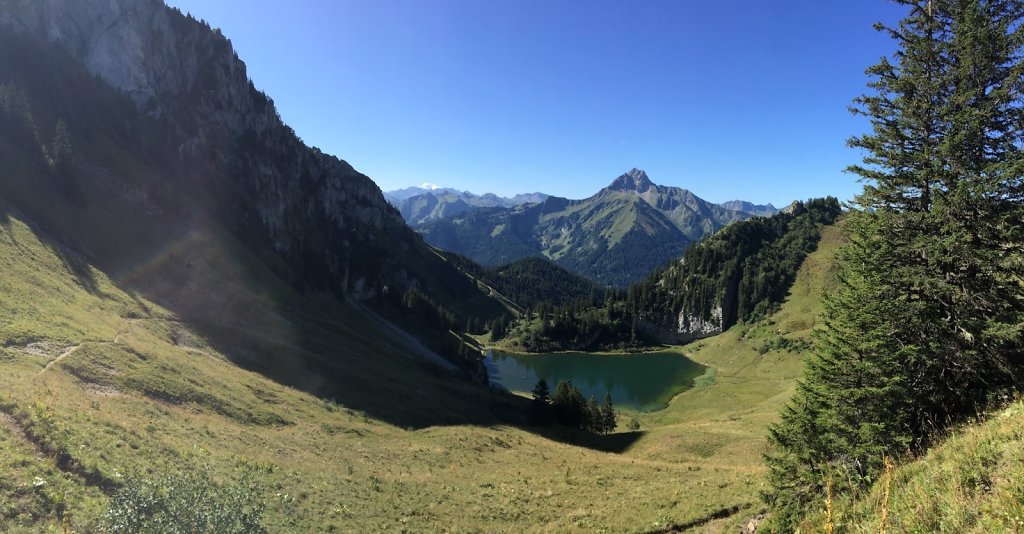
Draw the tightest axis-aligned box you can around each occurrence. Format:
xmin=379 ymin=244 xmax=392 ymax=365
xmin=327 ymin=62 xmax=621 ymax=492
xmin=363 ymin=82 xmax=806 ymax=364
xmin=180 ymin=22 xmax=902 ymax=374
xmin=413 ymin=169 xmax=779 ymax=286
xmin=383 ymin=185 xmax=548 ymax=225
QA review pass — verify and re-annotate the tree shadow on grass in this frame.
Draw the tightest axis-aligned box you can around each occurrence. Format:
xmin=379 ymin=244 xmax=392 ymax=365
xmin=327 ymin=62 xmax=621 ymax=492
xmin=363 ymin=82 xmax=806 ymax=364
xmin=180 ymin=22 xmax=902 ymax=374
xmin=531 ymin=426 xmax=645 ymax=453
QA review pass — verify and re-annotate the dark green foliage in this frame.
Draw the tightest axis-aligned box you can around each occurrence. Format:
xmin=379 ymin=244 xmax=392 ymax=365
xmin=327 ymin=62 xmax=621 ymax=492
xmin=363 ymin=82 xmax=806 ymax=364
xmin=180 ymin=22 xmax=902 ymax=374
xmin=552 ymin=380 xmax=589 ymax=430
xmin=764 ymin=2 xmax=1024 ymax=529
xmin=600 ymin=393 xmax=618 ymax=434
xmin=547 ymin=380 xmax=616 ymax=433
xmin=0 ymin=82 xmax=81 ymax=204
xmin=0 ymin=82 xmax=42 ymax=155
xmin=49 ymin=119 xmax=72 ymax=171
xmin=508 ymin=291 xmax=647 ymax=353
xmin=440 ymin=253 xmax=606 ymax=311
xmin=634 ymin=197 xmax=842 ymax=334
xmin=103 ymin=469 xmax=266 ymax=534
xmin=500 ymin=199 xmax=839 ymax=353
xmin=586 ymin=396 xmax=602 ymax=432
xmin=528 ymin=379 xmax=554 ymax=425
xmin=763 ymin=212 xmax=916 ymax=528
xmin=489 ymin=316 xmax=509 ymax=342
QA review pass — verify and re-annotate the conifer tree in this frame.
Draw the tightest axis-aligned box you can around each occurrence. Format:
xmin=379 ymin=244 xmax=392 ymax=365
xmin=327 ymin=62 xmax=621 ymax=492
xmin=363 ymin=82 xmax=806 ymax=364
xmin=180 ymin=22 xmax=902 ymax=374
xmin=552 ymin=380 xmax=587 ymax=429
xmin=763 ymin=212 xmax=917 ymax=528
xmin=586 ymin=396 xmax=601 ymax=433
xmin=528 ymin=379 xmax=553 ymax=425
xmin=600 ymin=393 xmax=617 ymax=434
xmin=50 ymin=119 xmax=72 ymax=170
xmin=764 ymin=1 xmax=1024 ymax=529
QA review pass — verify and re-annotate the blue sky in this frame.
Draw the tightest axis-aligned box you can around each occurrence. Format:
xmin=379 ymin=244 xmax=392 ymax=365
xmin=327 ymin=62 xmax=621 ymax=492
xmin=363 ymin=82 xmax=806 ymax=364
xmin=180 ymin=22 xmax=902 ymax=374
xmin=165 ymin=0 xmax=906 ymax=206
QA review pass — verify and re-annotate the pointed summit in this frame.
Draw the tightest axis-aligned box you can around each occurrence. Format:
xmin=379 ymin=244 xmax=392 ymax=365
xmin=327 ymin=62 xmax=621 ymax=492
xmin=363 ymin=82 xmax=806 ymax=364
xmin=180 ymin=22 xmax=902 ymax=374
xmin=607 ymin=168 xmax=655 ymax=192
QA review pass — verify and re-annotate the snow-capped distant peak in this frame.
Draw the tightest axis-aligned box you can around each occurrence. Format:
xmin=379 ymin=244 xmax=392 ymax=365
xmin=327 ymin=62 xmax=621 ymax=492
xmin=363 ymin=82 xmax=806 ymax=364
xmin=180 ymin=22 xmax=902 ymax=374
xmin=420 ymin=182 xmax=445 ymax=190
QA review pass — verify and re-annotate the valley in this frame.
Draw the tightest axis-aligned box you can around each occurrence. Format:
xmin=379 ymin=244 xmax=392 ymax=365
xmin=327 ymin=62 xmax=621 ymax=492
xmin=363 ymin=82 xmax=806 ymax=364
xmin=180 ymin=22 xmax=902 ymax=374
xmin=1 ymin=0 xmax=1021 ymax=532
xmin=0 ymin=212 xmax=843 ymax=532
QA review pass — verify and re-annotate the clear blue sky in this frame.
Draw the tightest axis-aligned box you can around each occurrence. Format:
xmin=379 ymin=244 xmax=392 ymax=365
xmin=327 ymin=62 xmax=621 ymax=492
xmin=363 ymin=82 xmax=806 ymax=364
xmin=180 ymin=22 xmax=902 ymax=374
xmin=165 ymin=0 xmax=906 ymax=206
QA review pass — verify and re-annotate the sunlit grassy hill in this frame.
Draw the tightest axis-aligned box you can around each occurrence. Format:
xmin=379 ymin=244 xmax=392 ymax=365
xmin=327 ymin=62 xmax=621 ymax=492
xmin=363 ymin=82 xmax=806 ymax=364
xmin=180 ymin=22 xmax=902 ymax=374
xmin=796 ymin=398 xmax=1024 ymax=533
xmin=0 ymin=208 xmax=523 ymax=532
xmin=0 ymin=209 xmax=846 ymax=532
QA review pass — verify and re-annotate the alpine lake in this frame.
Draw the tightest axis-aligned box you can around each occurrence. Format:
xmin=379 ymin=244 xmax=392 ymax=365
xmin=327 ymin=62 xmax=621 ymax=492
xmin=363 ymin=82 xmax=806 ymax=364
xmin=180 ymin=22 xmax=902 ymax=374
xmin=484 ymin=349 xmax=708 ymax=411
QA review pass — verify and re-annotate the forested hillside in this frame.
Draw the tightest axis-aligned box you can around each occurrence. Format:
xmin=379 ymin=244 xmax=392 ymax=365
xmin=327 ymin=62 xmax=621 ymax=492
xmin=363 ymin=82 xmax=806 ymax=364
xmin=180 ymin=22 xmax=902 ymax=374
xmin=632 ymin=197 xmax=842 ymax=338
xmin=492 ymin=198 xmax=841 ymax=352
xmin=439 ymin=253 xmax=605 ymax=314
xmin=763 ymin=1 xmax=1024 ymax=530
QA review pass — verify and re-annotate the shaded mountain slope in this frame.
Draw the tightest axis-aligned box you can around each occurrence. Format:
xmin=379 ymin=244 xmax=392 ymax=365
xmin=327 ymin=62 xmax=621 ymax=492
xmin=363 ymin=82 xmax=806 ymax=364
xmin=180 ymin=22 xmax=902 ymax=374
xmin=439 ymin=253 xmax=606 ymax=312
xmin=0 ymin=2 xmax=507 ymax=381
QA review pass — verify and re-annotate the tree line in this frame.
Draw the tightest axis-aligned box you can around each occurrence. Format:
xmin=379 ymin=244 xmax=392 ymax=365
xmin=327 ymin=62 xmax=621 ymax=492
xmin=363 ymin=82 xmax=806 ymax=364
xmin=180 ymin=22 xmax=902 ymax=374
xmin=528 ymin=379 xmax=617 ymax=434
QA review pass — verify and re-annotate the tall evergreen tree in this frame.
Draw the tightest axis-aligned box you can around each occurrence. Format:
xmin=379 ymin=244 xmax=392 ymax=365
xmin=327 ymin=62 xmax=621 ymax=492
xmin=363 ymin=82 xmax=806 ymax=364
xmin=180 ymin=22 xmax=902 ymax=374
xmin=528 ymin=379 xmax=553 ymax=425
xmin=765 ymin=1 xmax=1024 ymax=529
xmin=763 ymin=212 xmax=918 ymax=528
xmin=552 ymin=380 xmax=587 ymax=429
xmin=600 ymin=393 xmax=617 ymax=434
xmin=585 ymin=396 xmax=601 ymax=433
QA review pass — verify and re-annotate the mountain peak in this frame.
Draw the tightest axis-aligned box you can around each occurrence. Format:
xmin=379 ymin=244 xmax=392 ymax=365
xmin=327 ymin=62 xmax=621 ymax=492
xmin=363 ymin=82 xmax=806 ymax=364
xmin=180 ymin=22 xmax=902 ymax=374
xmin=607 ymin=168 xmax=655 ymax=192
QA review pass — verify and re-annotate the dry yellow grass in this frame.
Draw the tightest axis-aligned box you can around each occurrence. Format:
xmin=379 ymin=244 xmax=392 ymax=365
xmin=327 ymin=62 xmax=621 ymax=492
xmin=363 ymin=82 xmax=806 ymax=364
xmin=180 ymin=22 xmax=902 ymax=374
xmin=800 ymin=400 xmax=1024 ymax=533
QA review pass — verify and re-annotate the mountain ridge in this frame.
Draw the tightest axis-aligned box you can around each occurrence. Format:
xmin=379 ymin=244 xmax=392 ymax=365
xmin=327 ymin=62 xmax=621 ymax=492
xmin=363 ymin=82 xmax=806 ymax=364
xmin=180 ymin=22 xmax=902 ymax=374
xmin=415 ymin=169 xmax=779 ymax=286
xmin=384 ymin=186 xmax=549 ymax=225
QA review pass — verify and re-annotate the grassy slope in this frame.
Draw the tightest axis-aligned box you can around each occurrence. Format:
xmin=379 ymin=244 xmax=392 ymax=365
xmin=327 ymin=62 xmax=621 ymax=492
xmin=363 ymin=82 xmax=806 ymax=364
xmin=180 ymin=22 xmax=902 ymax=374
xmin=0 ymin=216 xmax=844 ymax=532
xmin=622 ymin=223 xmax=846 ymax=532
xmin=804 ymin=399 xmax=1024 ymax=533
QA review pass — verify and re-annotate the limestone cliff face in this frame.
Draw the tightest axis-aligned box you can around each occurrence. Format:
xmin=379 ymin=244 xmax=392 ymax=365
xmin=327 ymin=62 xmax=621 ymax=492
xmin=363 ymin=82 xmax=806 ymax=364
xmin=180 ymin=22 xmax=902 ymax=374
xmin=677 ymin=305 xmax=723 ymax=338
xmin=0 ymin=0 xmax=418 ymax=296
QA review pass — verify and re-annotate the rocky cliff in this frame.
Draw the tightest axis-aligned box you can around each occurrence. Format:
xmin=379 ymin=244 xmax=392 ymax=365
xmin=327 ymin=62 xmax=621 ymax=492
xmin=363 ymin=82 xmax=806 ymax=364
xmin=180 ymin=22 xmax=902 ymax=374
xmin=0 ymin=0 xmax=453 ymax=300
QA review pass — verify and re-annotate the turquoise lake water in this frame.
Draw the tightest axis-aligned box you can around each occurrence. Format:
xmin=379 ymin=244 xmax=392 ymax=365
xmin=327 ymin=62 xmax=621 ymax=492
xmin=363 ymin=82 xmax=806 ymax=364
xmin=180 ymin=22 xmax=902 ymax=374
xmin=485 ymin=350 xmax=707 ymax=411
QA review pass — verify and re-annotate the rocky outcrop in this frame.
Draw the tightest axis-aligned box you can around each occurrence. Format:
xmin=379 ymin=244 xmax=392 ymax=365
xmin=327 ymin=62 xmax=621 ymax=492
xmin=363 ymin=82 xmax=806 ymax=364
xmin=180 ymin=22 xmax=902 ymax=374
xmin=677 ymin=305 xmax=723 ymax=338
xmin=0 ymin=0 xmax=432 ymax=298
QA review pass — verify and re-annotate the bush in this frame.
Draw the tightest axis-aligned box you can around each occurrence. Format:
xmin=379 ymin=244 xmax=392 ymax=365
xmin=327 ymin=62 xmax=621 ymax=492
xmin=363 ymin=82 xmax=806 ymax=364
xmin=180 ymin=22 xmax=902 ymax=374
xmin=103 ymin=468 xmax=266 ymax=534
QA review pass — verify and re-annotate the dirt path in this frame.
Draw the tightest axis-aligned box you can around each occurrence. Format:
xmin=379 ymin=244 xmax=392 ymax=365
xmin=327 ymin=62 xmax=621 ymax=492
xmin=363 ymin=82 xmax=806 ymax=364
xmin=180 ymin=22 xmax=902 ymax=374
xmin=37 ymin=343 xmax=83 ymax=376
xmin=37 ymin=319 xmax=134 ymax=376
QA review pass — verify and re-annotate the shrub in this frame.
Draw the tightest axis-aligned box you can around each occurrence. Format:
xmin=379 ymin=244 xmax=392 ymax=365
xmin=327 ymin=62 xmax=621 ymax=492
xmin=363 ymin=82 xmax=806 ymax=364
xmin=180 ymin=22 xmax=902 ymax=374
xmin=102 ymin=468 xmax=266 ymax=534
